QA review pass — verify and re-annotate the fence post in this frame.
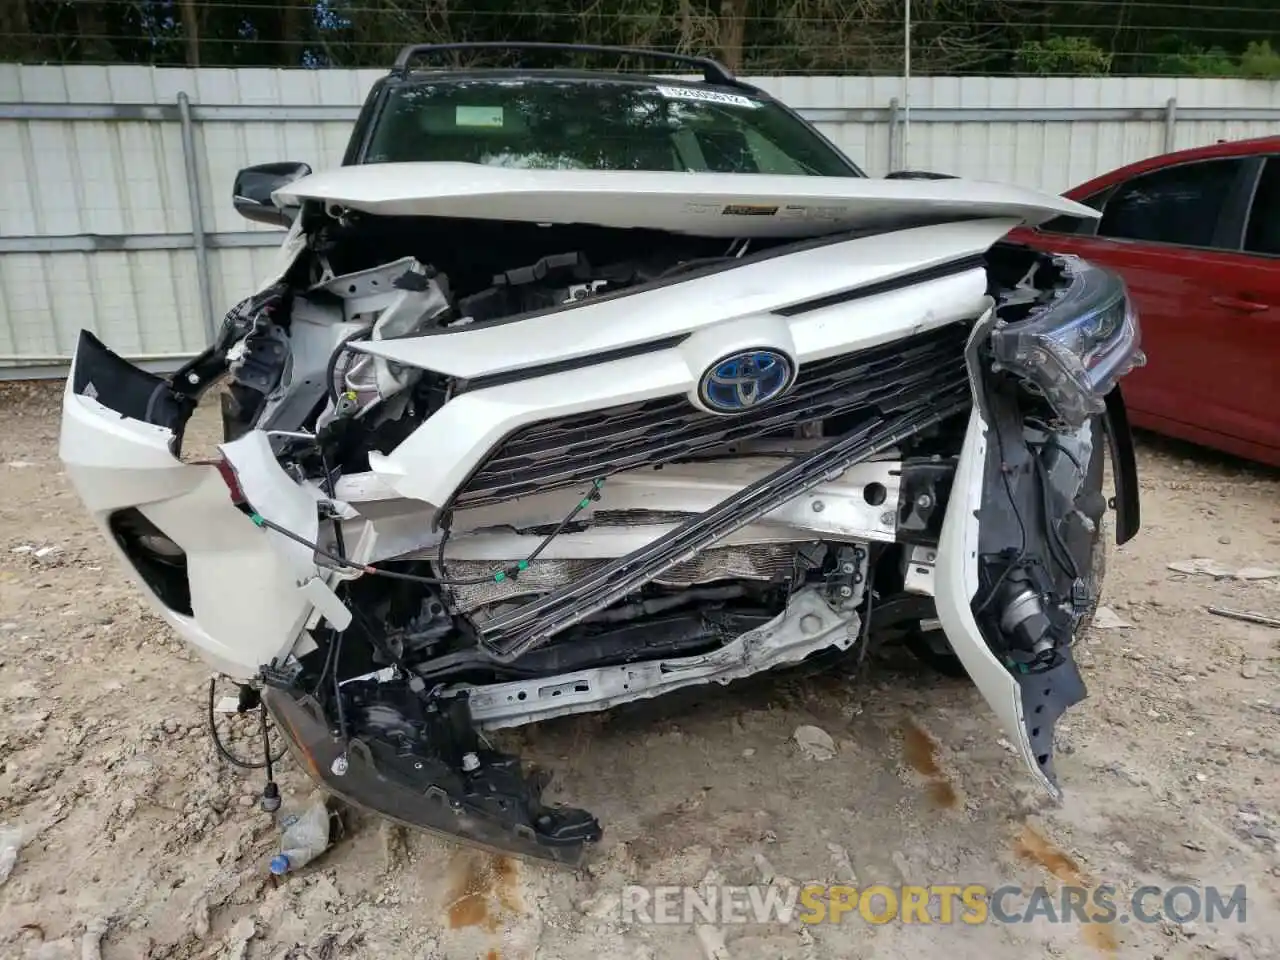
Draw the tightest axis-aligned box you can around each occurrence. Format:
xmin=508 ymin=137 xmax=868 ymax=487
xmin=888 ymin=97 xmax=901 ymax=172
xmin=177 ymin=91 xmax=217 ymax=343
xmin=1163 ymin=97 xmax=1178 ymax=154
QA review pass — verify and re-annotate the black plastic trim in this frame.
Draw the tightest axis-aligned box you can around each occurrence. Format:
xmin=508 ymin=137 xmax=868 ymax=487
xmin=1103 ymin=386 xmax=1141 ymax=546
xmin=774 ymin=254 xmax=986 ymax=317
xmin=448 ymin=323 xmax=971 ymax=510
xmin=108 ymin=509 xmax=193 ymax=616
xmin=1017 ymin=653 xmax=1088 ymax=786
xmin=454 ymin=335 xmax=689 ymax=394
xmin=895 ymin=458 xmax=958 ymax=546
xmin=70 ymin=331 xmax=196 ymax=451
xmin=263 ymin=688 xmax=600 ymax=865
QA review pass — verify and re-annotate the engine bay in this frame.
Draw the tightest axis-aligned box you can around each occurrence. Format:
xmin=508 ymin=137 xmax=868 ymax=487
xmin=213 ymin=213 xmax=798 ymax=469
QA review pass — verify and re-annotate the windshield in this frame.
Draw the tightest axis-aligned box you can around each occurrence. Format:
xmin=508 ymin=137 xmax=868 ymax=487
xmin=361 ymin=79 xmax=862 ymax=177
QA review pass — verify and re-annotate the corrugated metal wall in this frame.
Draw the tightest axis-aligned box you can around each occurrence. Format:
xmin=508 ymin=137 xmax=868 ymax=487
xmin=1 ymin=64 xmax=1278 ymax=374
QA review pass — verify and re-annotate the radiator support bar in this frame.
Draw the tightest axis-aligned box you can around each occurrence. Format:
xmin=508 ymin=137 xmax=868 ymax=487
xmin=477 ymin=382 xmax=972 ymax=661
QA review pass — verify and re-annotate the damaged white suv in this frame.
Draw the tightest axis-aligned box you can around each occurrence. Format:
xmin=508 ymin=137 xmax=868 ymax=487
xmin=60 ymin=43 xmax=1144 ymax=864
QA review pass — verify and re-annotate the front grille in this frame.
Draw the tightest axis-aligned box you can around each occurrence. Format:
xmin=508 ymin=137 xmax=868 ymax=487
xmin=451 ymin=323 xmax=971 ymax=509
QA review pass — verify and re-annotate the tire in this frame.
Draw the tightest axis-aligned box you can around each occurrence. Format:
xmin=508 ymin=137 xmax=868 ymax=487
xmin=903 ymin=623 xmax=970 ymax=678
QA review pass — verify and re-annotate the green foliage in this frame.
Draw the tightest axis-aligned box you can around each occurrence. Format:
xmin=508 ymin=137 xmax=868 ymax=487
xmin=1147 ymin=36 xmax=1280 ymax=77
xmin=1 ymin=0 xmax=1278 ymax=79
xmin=1015 ymin=37 xmax=1112 ymax=76
xmin=1239 ymin=40 xmax=1280 ymax=79
xmin=1148 ymin=37 xmax=1239 ymax=76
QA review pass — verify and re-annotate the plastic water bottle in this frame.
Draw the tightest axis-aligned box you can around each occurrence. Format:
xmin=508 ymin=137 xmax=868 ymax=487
xmin=269 ymin=797 xmax=338 ymax=876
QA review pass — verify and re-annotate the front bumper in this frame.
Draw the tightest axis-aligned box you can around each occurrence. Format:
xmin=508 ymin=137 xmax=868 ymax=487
xmin=933 ymin=406 xmax=1076 ymax=796
xmin=59 ymin=331 xmax=328 ymax=679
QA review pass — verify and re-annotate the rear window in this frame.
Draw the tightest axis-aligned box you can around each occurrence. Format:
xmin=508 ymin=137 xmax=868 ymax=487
xmin=362 ymin=79 xmax=861 ymax=177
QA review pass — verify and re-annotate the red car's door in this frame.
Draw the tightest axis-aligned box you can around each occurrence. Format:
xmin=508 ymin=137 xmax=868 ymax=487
xmin=1025 ymin=155 xmax=1280 ymax=461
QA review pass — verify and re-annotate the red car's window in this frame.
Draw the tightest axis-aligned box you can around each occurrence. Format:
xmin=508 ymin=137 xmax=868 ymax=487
xmin=1244 ymin=158 xmax=1280 ymax=257
xmin=1097 ymin=158 xmax=1246 ymax=249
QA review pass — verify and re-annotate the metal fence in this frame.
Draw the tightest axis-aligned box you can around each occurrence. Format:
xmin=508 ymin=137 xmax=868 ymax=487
xmin=2 ymin=65 xmax=1279 ymax=379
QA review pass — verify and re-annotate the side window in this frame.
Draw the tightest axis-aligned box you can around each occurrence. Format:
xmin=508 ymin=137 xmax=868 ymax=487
xmin=1244 ymin=157 xmax=1280 ymax=256
xmin=1097 ymin=158 xmax=1246 ymax=248
xmin=1037 ymin=189 xmax=1109 ymax=236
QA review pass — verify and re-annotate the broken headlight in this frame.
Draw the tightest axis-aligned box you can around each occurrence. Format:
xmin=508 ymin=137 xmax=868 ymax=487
xmin=990 ymin=257 xmax=1145 ymax=427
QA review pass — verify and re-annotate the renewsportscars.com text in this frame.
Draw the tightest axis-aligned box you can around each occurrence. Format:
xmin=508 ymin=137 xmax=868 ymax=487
xmin=619 ymin=883 xmax=1247 ymax=926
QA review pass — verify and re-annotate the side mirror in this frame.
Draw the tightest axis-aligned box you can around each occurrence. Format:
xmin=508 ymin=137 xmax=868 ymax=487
xmin=232 ymin=161 xmax=312 ymax=227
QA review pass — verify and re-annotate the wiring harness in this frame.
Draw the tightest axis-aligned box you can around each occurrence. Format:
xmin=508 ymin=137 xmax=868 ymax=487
xmin=246 ymin=476 xmax=606 ymax=587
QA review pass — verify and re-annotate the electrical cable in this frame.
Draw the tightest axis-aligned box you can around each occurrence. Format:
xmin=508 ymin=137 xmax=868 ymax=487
xmin=1031 ymin=448 xmax=1082 ymax=581
xmin=251 ymin=512 xmax=492 ymax=585
xmin=1028 ymin=439 xmax=1084 ymax=476
xmin=311 ymin=623 xmax=339 ymax=697
xmin=1024 ymin=416 xmax=1086 ymax=476
xmin=206 ymin=677 xmax=286 ymax=770
xmin=436 ymin=516 xmax=455 ymax=583
xmin=524 ymin=478 xmax=605 ymax=564
xmin=332 ymin=629 xmax=349 ymax=744
xmin=259 ymin=702 xmax=275 ymax=784
xmin=973 ymin=386 xmax=1030 ymax=617
xmin=319 ymin=449 xmax=347 ymax=559
xmin=855 ymin=550 xmax=879 ymax=670
xmin=434 ymin=477 xmax=604 ymax=584
xmin=248 ymin=476 xmax=607 ymax=588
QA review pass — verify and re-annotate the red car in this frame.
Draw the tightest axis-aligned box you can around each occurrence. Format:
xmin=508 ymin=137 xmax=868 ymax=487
xmin=1010 ymin=136 xmax=1280 ymax=467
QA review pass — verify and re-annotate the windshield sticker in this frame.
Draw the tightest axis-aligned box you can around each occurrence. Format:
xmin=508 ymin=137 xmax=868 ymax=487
xmin=455 ymin=105 xmax=504 ymax=128
xmin=655 ymin=85 xmax=761 ymax=109
xmin=722 ymin=204 xmax=779 ymax=217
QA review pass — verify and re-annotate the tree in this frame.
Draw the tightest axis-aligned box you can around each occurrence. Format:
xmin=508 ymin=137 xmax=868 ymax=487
xmin=1239 ymin=40 xmax=1280 ymax=79
xmin=1016 ymin=36 xmax=1112 ymax=76
xmin=179 ymin=0 xmax=200 ymax=66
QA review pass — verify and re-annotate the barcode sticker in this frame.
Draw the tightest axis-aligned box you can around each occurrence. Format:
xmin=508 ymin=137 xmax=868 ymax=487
xmin=455 ymin=106 xmax=504 ymax=128
xmin=655 ymin=85 xmax=760 ymax=109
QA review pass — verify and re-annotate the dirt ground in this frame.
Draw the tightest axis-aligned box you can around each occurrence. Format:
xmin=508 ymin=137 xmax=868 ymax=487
xmin=0 ymin=381 xmax=1278 ymax=960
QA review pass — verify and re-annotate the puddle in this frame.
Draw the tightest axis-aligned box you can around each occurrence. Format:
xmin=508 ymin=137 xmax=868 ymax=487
xmin=444 ymin=851 xmax=522 ymax=932
xmin=1015 ymin=824 xmax=1117 ymax=956
xmin=902 ymin=721 xmax=960 ymax=809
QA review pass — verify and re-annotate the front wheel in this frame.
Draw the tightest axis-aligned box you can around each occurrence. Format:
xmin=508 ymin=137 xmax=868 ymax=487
xmin=903 ymin=620 xmax=970 ymax=678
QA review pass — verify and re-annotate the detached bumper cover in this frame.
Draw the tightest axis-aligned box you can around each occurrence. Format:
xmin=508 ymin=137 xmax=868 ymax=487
xmin=60 ymin=331 xmax=328 ymax=680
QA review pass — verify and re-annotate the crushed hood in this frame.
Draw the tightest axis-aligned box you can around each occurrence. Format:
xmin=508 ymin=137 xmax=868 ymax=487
xmin=276 ymin=162 xmax=1097 ymax=238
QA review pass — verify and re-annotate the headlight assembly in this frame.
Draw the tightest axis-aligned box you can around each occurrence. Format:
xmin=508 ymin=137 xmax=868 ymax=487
xmin=989 ymin=256 xmax=1145 ymax=427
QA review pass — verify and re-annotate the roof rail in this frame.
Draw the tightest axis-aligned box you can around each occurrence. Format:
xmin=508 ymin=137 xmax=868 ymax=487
xmin=390 ymin=42 xmax=742 ymax=88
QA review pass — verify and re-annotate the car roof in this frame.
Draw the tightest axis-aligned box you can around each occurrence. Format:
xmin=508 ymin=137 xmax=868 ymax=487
xmin=388 ymin=41 xmax=757 ymax=91
xmin=1066 ymin=135 xmax=1280 ymax=199
xmin=384 ymin=67 xmax=771 ymax=101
